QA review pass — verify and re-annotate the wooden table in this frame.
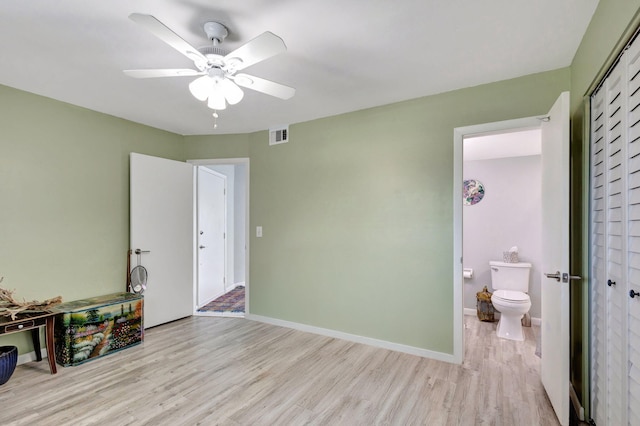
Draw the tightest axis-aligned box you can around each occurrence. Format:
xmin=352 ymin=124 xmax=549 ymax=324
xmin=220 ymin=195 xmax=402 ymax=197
xmin=0 ymin=311 xmax=57 ymax=374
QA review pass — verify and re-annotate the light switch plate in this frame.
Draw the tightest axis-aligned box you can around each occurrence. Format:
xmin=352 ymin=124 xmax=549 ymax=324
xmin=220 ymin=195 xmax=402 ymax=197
xmin=256 ymin=226 xmax=262 ymax=237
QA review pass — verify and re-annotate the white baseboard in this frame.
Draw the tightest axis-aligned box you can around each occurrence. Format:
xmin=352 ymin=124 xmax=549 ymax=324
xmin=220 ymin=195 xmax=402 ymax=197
xmin=17 ymin=348 xmax=50 ymax=366
xmin=246 ymin=314 xmax=457 ymax=363
xmin=463 ymin=308 xmax=541 ymax=326
xmin=194 ymin=311 xmax=244 ymax=318
xmin=464 ymin=307 xmax=477 ymax=317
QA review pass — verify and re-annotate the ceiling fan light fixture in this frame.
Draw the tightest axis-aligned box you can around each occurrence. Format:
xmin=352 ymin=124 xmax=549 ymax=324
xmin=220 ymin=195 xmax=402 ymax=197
xmin=220 ymin=78 xmax=244 ymax=105
xmin=125 ymin=14 xmax=295 ymax=117
xmin=207 ymin=89 xmax=227 ymax=110
xmin=189 ymin=75 xmax=212 ymax=101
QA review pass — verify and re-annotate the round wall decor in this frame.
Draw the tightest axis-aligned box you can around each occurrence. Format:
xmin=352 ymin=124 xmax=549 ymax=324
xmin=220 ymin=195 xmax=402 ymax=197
xmin=463 ymin=179 xmax=485 ymax=206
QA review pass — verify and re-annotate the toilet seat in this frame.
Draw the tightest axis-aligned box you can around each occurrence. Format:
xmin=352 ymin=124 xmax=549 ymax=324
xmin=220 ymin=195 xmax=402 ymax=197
xmin=492 ymin=289 xmax=530 ymax=303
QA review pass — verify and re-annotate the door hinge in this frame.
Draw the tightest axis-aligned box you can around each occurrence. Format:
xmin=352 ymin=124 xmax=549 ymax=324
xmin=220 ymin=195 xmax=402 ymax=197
xmin=223 ymin=232 xmax=226 ymax=239
xmin=223 ymin=277 xmax=226 ymax=283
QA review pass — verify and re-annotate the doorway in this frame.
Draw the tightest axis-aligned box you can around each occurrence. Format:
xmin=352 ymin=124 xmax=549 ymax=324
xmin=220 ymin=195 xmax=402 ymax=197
xmin=461 ymin=127 xmax=543 ymax=325
xmin=453 ymin=116 xmax=543 ymax=362
xmin=188 ymin=158 xmax=249 ymax=317
xmin=454 ymin=92 xmax=573 ymax=425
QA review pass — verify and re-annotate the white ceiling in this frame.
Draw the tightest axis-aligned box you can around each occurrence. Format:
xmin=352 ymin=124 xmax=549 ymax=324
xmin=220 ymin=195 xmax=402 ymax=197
xmin=464 ymin=129 xmax=541 ymax=161
xmin=0 ymin=0 xmax=599 ymax=135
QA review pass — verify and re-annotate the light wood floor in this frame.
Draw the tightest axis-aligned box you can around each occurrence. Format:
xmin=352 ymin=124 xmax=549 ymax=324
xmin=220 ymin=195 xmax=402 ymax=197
xmin=0 ymin=315 xmax=559 ymax=425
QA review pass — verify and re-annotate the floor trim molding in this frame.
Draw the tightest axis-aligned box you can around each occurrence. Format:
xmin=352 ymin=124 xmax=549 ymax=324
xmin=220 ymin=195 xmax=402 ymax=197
xmin=17 ymin=348 xmax=49 ymax=366
xmin=246 ymin=314 xmax=457 ymax=363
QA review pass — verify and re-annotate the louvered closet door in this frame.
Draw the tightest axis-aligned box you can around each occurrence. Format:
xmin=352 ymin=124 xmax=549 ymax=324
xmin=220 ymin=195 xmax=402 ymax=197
xmin=590 ymin=85 xmax=607 ymax=426
xmin=606 ymin=59 xmax=628 ymax=426
xmin=626 ymin=38 xmax=640 ymax=425
xmin=590 ymin=34 xmax=640 ymax=426
xmin=591 ymin=52 xmax=629 ymax=426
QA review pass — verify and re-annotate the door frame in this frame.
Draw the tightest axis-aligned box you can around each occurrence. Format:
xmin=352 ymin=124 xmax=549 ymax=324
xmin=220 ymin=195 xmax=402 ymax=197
xmin=453 ymin=116 xmax=543 ymax=363
xmin=188 ymin=158 xmax=250 ymax=314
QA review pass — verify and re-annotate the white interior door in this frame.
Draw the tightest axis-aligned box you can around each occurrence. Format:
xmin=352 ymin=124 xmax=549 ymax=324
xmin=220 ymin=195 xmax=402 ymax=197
xmin=130 ymin=153 xmax=194 ymax=328
xmin=540 ymin=91 xmax=571 ymax=425
xmin=197 ymin=167 xmax=226 ymax=307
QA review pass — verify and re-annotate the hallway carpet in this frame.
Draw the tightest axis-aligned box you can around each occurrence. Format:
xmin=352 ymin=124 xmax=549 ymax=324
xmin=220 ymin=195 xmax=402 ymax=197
xmin=197 ymin=286 xmax=245 ymax=313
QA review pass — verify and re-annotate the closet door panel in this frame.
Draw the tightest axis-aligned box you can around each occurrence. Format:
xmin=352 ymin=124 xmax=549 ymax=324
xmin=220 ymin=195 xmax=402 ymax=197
xmin=607 ymin=61 xmax=627 ymax=426
xmin=627 ymin=37 xmax=640 ymax=426
xmin=591 ymin=86 xmax=608 ymax=426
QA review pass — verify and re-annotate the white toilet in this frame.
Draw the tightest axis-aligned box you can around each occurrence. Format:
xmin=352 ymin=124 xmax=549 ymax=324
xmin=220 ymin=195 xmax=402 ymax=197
xmin=489 ymin=260 xmax=532 ymax=341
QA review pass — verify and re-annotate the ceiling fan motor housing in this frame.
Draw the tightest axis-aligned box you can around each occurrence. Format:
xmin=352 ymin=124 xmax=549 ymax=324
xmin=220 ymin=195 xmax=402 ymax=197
xmin=203 ymin=21 xmax=228 ymax=45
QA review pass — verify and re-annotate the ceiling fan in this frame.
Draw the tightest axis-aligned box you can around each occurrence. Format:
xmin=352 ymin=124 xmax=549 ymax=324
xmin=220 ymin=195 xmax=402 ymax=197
xmin=124 ymin=13 xmax=295 ymax=111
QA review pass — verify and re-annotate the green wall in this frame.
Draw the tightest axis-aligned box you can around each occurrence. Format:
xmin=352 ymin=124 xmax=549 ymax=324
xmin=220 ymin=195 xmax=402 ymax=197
xmin=0 ymin=59 xmax=571 ymax=358
xmin=185 ymin=68 xmax=570 ymax=353
xmin=0 ymin=84 xmax=183 ymax=352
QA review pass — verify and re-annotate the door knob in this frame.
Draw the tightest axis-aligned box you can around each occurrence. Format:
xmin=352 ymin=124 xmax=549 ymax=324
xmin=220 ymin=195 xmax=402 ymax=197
xmin=199 ymin=245 xmax=206 ymax=249
xmin=545 ymin=271 xmax=561 ymax=282
xmin=562 ymin=273 xmax=582 ymax=283
xmin=630 ymin=290 xmax=640 ymax=299
xmin=608 ymin=279 xmax=616 ymax=286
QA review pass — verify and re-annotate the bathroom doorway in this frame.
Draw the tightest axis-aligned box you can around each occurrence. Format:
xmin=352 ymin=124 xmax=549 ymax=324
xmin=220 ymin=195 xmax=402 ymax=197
xmin=461 ymin=127 xmax=543 ymax=328
xmin=452 ymin=115 xmax=546 ymax=362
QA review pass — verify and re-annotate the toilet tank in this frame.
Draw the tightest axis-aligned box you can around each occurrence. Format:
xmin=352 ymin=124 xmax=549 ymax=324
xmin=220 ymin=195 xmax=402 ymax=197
xmin=489 ymin=261 xmax=532 ymax=292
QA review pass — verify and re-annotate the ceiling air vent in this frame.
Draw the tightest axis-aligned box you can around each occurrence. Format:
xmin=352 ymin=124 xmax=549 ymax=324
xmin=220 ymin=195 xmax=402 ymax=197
xmin=269 ymin=125 xmax=289 ymax=145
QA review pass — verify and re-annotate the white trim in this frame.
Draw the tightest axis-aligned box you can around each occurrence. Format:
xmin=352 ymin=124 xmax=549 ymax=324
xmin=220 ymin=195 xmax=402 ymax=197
xmin=455 ymin=117 xmax=543 ymax=365
xmin=187 ymin=158 xmax=250 ymax=315
xmin=453 ymin=127 xmax=464 ymax=364
xmin=17 ymin=348 xmax=50 ymax=366
xmin=194 ymin=311 xmax=244 ymax=318
xmin=246 ymin=314 xmax=458 ymax=363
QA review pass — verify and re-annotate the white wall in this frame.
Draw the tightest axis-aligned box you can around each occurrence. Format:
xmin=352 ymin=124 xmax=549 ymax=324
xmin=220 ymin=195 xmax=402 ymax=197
xmin=463 ymin=155 xmax=542 ymax=318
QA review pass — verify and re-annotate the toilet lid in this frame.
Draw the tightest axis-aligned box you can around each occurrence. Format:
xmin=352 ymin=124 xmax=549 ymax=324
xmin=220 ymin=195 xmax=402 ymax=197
xmin=493 ymin=289 xmax=530 ymax=303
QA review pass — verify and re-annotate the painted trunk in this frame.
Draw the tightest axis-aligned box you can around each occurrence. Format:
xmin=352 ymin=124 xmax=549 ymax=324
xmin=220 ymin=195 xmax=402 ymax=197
xmin=55 ymin=292 xmax=143 ymax=366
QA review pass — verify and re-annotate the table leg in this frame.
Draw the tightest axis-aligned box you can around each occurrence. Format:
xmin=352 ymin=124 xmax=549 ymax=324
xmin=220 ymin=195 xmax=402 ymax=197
xmin=30 ymin=328 xmax=42 ymax=362
xmin=45 ymin=316 xmax=57 ymax=374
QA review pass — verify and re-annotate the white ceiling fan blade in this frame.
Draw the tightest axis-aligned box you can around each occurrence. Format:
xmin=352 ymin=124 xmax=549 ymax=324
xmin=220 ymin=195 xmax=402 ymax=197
xmin=233 ymin=74 xmax=295 ymax=100
xmin=124 ymin=69 xmax=203 ymax=78
xmin=129 ymin=13 xmax=208 ymax=65
xmin=219 ymin=78 xmax=244 ymax=105
xmin=224 ymin=32 xmax=286 ymax=72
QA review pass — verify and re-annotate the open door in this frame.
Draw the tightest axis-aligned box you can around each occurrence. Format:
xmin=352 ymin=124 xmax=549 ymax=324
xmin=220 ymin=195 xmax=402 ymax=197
xmin=197 ymin=166 xmax=227 ymax=307
xmin=130 ymin=153 xmax=194 ymax=328
xmin=540 ymin=91 xmax=572 ymax=425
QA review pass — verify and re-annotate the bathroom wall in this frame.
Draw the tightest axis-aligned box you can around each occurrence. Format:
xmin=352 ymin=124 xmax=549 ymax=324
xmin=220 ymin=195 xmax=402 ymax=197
xmin=463 ymin=154 xmax=542 ymax=318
